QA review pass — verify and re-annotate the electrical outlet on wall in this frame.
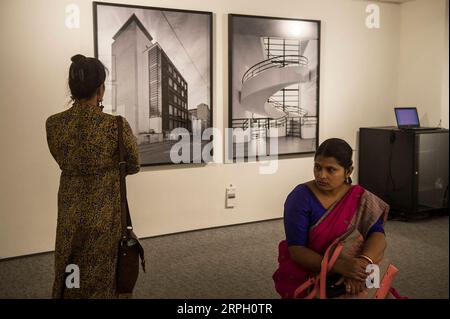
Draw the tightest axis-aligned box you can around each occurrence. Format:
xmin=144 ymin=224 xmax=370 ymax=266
xmin=226 ymin=184 xmax=236 ymax=208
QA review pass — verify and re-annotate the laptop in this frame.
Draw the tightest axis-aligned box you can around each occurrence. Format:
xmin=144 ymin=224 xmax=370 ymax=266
xmin=394 ymin=107 xmax=439 ymax=131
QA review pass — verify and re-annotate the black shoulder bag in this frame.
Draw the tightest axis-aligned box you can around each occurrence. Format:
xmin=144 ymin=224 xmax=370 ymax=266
xmin=116 ymin=116 xmax=146 ymax=294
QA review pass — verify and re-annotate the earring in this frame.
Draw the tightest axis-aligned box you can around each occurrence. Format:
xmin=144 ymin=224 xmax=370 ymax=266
xmin=345 ymin=177 xmax=353 ymax=184
xmin=98 ymin=100 xmax=104 ymax=110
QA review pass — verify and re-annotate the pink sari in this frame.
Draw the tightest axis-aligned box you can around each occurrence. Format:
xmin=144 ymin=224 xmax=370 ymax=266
xmin=273 ymin=185 xmax=390 ymax=299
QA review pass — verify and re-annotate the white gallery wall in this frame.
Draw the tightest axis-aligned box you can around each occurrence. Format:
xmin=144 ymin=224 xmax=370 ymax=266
xmin=397 ymin=0 xmax=449 ymax=128
xmin=0 ymin=0 xmax=447 ymax=259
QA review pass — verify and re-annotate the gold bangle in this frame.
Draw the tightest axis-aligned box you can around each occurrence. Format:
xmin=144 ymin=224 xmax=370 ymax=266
xmin=358 ymin=254 xmax=374 ymax=264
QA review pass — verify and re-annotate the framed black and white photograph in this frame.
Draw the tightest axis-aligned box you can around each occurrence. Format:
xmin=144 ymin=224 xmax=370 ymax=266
xmin=93 ymin=2 xmax=213 ymax=166
xmin=228 ymin=14 xmax=320 ymax=160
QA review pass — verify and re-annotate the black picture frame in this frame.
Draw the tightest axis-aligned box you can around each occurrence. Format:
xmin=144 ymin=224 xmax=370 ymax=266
xmin=228 ymin=14 xmax=320 ymax=161
xmin=93 ymin=2 xmax=213 ymax=167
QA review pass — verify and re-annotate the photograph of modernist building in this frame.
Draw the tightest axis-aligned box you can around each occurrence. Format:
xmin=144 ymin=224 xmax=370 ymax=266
xmin=228 ymin=14 xmax=320 ymax=160
xmin=94 ymin=3 xmax=212 ymax=165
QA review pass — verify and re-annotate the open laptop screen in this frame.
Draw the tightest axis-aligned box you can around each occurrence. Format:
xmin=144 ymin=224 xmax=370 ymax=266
xmin=395 ymin=107 xmax=420 ymax=128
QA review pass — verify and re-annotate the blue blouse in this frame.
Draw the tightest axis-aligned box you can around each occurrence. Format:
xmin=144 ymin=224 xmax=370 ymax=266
xmin=284 ymin=184 xmax=385 ymax=246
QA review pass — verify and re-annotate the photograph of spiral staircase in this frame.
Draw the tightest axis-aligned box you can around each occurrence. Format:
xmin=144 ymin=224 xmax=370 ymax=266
xmin=229 ymin=14 xmax=320 ymax=160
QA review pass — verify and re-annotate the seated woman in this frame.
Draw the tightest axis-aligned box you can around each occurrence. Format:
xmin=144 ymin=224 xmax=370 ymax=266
xmin=273 ymin=138 xmax=399 ymax=298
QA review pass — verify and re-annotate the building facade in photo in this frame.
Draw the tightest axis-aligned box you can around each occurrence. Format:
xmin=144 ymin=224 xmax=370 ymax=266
xmin=111 ymin=14 xmax=190 ymax=145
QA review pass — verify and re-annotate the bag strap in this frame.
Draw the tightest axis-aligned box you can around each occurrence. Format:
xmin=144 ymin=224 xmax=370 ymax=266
xmin=293 ymin=238 xmax=343 ymax=299
xmin=117 ymin=116 xmax=132 ymax=240
xmin=319 ymin=241 xmax=343 ymax=299
xmin=116 ymin=116 xmax=146 ymax=273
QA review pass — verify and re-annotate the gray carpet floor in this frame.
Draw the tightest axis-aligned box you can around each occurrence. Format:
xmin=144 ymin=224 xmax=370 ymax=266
xmin=0 ymin=216 xmax=448 ymax=299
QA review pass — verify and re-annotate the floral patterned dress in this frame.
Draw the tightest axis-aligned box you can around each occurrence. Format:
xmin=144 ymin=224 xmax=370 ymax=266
xmin=46 ymin=101 xmax=140 ymax=298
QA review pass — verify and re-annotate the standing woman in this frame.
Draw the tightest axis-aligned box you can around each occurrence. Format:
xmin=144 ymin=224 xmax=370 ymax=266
xmin=46 ymin=54 xmax=140 ymax=298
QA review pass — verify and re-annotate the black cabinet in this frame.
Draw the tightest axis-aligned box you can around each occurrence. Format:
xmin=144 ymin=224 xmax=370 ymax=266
xmin=359 ymin=127 xmax=449 ymax=218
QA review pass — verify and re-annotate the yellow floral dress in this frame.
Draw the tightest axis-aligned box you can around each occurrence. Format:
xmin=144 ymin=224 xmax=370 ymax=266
xmin=46 ymin=101 xmax=140 ymax=298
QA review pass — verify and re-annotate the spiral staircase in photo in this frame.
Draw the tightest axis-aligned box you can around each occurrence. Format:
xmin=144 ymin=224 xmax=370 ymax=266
xmin=237 ymin=55 xmax=314 ymax=140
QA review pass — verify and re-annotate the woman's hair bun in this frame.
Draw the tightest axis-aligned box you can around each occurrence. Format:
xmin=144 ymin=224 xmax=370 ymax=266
xmin=71 ymin=54 xmax=86 ymax=64
xmin=68 ymin=54 xmax=107 ymax=100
